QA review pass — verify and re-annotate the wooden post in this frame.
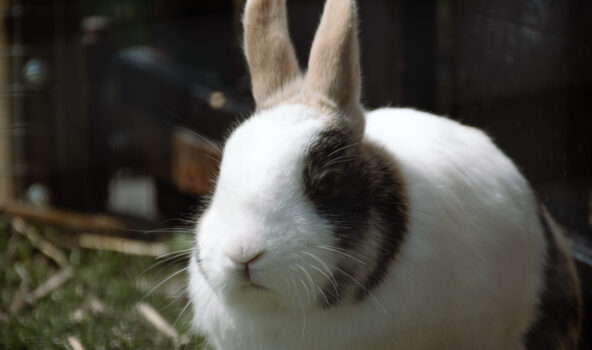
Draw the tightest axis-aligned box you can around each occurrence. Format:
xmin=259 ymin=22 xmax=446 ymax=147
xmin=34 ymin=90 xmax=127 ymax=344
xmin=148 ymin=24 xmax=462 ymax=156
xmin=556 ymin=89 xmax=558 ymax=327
xmin=0 ymin=0 xmax=14 ymax=200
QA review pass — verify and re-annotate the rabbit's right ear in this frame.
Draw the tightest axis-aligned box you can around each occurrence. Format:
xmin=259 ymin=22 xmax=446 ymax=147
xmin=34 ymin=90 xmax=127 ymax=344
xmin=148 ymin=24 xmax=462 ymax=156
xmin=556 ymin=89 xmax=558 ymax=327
xmin=305 ymin=0 xmax=361 ymax=110
xmin=243 ymin=0 xmax=301 ymax=107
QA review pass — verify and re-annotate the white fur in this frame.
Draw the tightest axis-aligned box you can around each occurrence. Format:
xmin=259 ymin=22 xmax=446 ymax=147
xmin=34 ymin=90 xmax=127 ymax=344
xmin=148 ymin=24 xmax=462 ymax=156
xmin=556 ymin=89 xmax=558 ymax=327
xmin=189 ymin=106 xmax=546 ymax=350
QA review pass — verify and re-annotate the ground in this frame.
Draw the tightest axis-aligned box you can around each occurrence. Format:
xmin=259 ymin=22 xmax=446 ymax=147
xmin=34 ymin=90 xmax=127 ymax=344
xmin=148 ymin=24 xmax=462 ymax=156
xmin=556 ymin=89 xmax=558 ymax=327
xmin=0 ymin=213 xmax=204 ymax=350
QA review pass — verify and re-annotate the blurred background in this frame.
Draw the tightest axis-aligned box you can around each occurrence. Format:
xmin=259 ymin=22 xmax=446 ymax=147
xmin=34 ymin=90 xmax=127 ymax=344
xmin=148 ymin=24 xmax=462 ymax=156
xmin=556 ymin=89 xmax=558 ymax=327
xmin=0 ymin=0 xmax=591 ymax=349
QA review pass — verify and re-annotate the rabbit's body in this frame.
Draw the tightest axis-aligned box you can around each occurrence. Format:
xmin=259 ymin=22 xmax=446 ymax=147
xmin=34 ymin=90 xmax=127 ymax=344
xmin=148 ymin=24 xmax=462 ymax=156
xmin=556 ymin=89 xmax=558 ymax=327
xmin=189 ymin=1 xmax=582 ymax=349
xmin=190 ymin=106 xmax=578 ymax=349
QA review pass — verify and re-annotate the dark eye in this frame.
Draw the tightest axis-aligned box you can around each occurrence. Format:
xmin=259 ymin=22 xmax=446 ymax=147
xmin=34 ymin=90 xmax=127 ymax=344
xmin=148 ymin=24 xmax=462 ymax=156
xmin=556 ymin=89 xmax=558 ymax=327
xmin=314 ymin=170 xmax=344 ymax=198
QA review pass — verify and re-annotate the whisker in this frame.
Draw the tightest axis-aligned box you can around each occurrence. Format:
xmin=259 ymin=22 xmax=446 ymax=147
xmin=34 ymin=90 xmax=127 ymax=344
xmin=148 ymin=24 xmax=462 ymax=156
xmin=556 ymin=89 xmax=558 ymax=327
xmin=325 ymin=153 xmax=359 ymax=163
xmin=302 ymin=252 xmax=339 ymax=298
xmin=322 ymin=157 xmax=360 ymax=169
xmin=144 ymin=266 xmax=189 ymax=299
xmin=335 ymin=267 xmax=388 ymax=315
xmin=295 ymin=260 xmax=316 ymax=302
xmin=140 ymin=253 xmax=192 ymax=277
xmin=299 ymin=278 xmax=311 ymax=304
xmin=140 ymin=248 xmax=195 ymax=276
xmin=317 ymin=286 xmax=330 ymax=307
xmin=156 ymin=248 xmax=195 ymax=260
xmin=322 ymin=155 xmax=360 ymax=169
xmin=173 ymin=299 xmax=193 ymax=329
xmin=309 ymin=265 xmax=338 ymax=300
xmin=316 ymin=245 xmax=367 ymax=265
xmin=140 ymin=228 xmax=194 ymax=235
xmin=325 ymin=142 xmax=360 ymax=158
xmin=300 ymin=305 xmax=306 ymax=340
xmin=158 ymin=104 xmax=222 ymax=153
xmin=281 ymin=278 xmax=293 ymax=306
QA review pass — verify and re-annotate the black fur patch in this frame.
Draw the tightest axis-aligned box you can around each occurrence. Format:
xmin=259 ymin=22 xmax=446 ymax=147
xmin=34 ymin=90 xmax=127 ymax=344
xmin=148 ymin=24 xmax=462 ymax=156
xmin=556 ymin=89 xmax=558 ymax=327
xmin=354 ymin=153 xmax=408 ymax=302
xmin=303 ymin=129 xmax=372 ymax=250
xmin=303 ymin=128 xmax=408 ymax=307
xmin=523 ymin=205 xmax=582 ymax=349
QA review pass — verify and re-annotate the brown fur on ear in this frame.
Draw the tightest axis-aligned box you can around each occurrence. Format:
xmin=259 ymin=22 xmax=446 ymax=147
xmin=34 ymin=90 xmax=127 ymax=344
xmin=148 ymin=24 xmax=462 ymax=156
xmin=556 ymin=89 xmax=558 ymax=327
xmin=304 ymin=0 xmax=361 ymax=110
xmin=243 ymin=0 xmax=301 ymax=107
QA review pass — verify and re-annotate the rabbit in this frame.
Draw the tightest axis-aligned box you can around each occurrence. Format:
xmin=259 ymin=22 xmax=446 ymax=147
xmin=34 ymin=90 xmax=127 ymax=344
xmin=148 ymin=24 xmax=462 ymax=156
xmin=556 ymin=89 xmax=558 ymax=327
xmin=188 ymin=0 xmax=582 ymax=349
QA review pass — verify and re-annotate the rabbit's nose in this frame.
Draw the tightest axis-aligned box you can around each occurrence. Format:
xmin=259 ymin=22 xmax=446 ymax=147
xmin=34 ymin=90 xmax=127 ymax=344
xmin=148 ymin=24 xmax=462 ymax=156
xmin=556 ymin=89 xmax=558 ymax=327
xmin=227 ymin=251 xmax=264 ymax=266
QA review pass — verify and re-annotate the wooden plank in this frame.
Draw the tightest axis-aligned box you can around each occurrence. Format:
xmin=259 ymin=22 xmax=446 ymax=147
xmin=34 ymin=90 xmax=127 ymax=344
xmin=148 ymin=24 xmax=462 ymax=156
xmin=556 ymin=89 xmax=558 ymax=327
xmin=67 ymin=337 xmax=86 ymax=350
xmin=136 ymin=302 xmax=180 ymax=343
xmin=11 ymin=216 xmax=69 ymax=267
xmin=0 ymin=200 xmax=136 ymax=233
xmin=10 ymin=266 xmax=74 ymax=314
xmin=78 ymin=233 xmax=169 ymax=257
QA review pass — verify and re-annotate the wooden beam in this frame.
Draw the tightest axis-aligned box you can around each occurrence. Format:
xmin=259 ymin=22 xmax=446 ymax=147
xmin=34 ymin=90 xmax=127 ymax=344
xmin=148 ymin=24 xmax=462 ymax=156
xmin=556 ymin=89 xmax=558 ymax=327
xmin=0 ymin=200 xmax=137 ymax=233
xmin=78 ymin=233 xmax=169 ymax=257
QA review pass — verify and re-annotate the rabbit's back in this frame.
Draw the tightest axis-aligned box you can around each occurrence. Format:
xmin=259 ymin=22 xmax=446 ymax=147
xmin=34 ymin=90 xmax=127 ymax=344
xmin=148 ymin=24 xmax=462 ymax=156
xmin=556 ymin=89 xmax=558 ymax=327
xmin=364 ymin=107 xmax=580 ymax=349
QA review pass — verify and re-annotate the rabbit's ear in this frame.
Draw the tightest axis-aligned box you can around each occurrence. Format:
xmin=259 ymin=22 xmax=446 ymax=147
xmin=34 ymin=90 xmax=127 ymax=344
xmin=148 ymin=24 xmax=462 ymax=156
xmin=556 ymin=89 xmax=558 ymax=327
xmin=243 ymin=0 xmax=301 ymax=107
xmin=304 ymin=0 xmax=361 ymax=109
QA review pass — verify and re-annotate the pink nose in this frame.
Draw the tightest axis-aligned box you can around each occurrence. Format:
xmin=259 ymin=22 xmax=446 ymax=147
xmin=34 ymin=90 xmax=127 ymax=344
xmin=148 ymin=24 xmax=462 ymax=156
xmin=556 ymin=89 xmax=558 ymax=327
xmin=227 ymin=251 xmax=264 ymax=266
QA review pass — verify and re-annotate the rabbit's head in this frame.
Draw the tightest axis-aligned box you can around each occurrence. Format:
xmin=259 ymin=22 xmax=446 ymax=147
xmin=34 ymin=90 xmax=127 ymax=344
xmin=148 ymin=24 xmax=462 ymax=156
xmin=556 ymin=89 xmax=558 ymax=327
xmin=193 ymin=0 xmax=406 ymax=313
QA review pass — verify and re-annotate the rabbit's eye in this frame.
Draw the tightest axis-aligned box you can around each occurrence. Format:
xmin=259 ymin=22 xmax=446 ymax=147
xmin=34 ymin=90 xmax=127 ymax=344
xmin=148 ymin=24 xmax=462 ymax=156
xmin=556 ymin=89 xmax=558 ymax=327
xmin=314 ymin=170 xmax=344 ymax=198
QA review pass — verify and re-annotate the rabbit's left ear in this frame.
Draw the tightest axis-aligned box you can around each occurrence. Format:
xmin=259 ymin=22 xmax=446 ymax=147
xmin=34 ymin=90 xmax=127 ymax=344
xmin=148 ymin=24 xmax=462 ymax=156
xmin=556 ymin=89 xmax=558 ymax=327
xmin=304 ymin=0 xmax=361 ymax=109
xmin=243 ymin=0 xmax=301 ymax=107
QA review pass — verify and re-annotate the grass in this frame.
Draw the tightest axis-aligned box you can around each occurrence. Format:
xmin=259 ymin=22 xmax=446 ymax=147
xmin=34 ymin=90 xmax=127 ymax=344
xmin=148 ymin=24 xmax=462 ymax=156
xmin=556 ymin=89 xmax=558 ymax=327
xmin=0 ymin=213 xmax=204 ymax=350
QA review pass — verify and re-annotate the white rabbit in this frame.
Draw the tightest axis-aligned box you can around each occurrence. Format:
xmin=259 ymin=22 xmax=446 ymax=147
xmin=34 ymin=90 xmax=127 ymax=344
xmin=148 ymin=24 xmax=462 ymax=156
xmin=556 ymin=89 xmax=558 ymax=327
xmin=188 ymin=0 xmax=582 ymax=349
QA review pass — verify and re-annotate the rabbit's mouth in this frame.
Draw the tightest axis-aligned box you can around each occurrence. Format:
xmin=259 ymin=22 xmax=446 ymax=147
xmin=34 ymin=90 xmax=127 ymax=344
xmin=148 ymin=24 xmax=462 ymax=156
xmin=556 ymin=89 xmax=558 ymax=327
xmin=242 ymin=282 xmax=268 ymax=291
xmin=235 ymin=270 xmax=269 ymax=291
